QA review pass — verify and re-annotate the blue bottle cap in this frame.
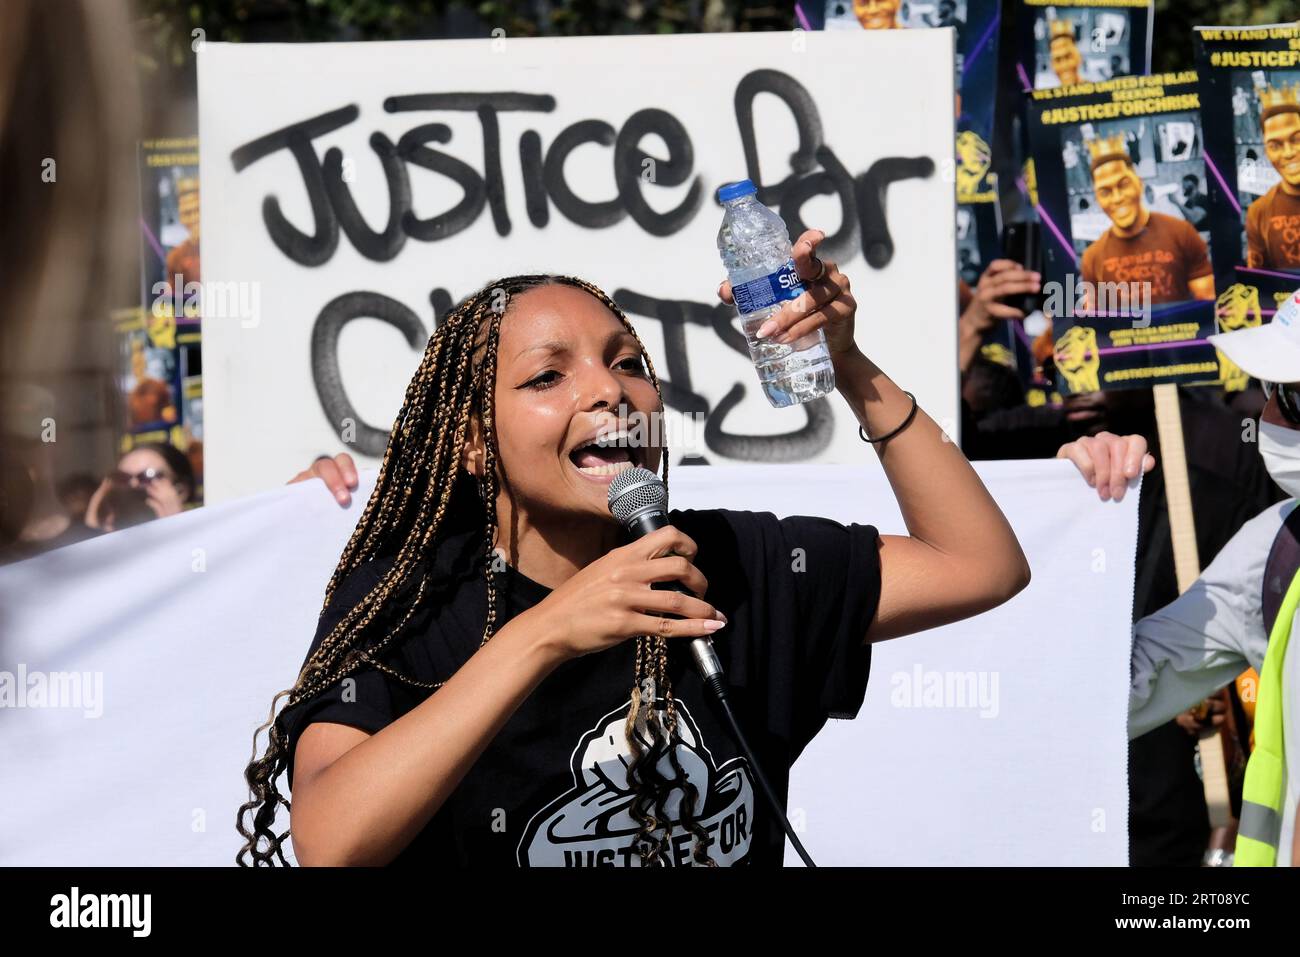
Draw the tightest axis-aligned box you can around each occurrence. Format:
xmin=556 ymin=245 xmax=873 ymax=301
xmin=717 ymin=179 xmax=758 ymax=203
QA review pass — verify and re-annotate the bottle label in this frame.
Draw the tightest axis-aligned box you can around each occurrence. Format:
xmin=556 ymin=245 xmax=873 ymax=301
xmin=732 ymin=259 xmax=805 ymax=314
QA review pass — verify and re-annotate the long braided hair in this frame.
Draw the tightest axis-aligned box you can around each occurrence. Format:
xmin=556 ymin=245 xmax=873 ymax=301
xmin=237 ymin=274 xmax=717 ymax=867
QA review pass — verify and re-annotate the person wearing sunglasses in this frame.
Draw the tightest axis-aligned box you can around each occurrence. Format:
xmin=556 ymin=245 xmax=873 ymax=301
xmin=1263 ymin=378 xmax=1300 ymax=430
xmin=1096 ymin=289 xmax=1300 ymax=867
xmin=85 ymin=442 xmax=197 ymax=532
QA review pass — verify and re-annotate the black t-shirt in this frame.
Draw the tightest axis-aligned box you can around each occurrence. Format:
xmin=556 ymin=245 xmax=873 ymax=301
xmin=962 ymin=387 xmax=1286 ymax=866
xmin=279 ymin=507 xmax=882 ymax=867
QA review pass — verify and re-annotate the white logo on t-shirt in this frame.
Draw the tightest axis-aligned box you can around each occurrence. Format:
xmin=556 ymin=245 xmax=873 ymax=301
xmin=517 ymin=699 xmax=755 ymax=866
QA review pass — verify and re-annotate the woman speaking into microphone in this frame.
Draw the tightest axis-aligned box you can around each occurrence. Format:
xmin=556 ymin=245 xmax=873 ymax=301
xmin=237 ymin=228 xmax=1032 ymax=868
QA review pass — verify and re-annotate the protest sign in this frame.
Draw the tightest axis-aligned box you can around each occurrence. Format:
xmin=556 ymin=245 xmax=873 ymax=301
xmin=198 ymin=32 xmax=959 ymax=502
xmin=1195 ymin=23 xmax=1300 ymax=389
xmin=1029 ymin=72 xmax=1221 ymax=393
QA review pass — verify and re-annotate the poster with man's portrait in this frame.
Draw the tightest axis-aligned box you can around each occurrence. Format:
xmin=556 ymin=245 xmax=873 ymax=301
xmin=1029 ymin=73 xmax=1222 ymax=395
xmin=1006 ymin=0 xmax=1154 ymax=244
xmin=1195 ymin=24 xmax=1300 ymax=391
xmin=800 ymin=0 xmax=1018 ymax=379
xmin=139 ymin=138 xmax=201 ymax=316
xmin=798 ymin=0 xmax=1000 ymax=208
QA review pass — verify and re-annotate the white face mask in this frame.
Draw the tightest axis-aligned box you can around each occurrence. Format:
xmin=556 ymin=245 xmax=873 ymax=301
xmin=1258 ymin=419 xmax=1300 ymax=499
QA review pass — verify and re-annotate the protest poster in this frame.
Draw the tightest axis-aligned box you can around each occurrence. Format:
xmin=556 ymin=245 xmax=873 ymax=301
xmin=132 ymin=137 xmax=205 ymax=495
xmin=798 ymin=1 xmax=1002 ymax=265
xmin=1014 ymin=0 xmax=1154 ymax=93
xmin=1195 ymin=23 xmax=1300 ymax=391
xmin=1028 ymin=72 xmax=1221 ymax=394
xmin=139 ymin=137 xmax=201 ymax=310
xmin=1003 ymin=0 xmax=1156 ymax=316
xmin=110 ymin=305 xmax=204 ymax=491
xmin=797 ymin=2 xmax=1028 ymax=388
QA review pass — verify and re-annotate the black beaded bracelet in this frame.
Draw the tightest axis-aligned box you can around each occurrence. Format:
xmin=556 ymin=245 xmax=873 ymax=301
xmin=858 ymin=391 xmax=918 ymax=444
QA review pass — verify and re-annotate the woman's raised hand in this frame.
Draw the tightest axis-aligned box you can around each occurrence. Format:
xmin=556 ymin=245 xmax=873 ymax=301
xmin=717 ymin=227 xmax=859 ymax=357
xmin=524 ymin=525 xmax=727 ymax=661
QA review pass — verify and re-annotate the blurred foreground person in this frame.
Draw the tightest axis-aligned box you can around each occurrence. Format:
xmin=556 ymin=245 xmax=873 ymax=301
xmin=0 ymin=0 xmax=140 ymax=547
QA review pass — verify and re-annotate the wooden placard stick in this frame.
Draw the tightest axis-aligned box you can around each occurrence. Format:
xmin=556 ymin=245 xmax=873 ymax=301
xmin=1152 ymin=383 xmax=1234 ymax=858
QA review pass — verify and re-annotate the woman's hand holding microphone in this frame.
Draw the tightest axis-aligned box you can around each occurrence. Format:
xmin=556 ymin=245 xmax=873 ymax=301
xmin=521 ymin=525 xmax=726 ymax=663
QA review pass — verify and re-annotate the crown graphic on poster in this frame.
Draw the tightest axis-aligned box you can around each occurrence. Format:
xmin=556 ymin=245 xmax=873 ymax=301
xmin=1261 ymin=84 xmax=1300 ymax=120
xmin=1086 ymin=134 xmax=1130 ymax=169
xmin=1049 ymin=19 xmax=1075 ymax=42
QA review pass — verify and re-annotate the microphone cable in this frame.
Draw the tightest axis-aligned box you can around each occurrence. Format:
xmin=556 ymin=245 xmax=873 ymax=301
xmin=699 ymin=670 xmax=818 ymax=867
xmin=608 ymin=465 xmax=817 ymax=867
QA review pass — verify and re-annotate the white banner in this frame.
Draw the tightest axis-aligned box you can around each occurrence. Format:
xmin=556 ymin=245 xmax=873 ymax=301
xmin=0 ymin=461 xmax=1136 ymax=866
xmin=197 ymin=31 xmax=958 ymax=502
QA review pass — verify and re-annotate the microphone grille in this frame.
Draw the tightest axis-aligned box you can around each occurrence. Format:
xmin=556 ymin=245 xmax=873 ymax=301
xmin=607 ymin=466 xmax=667 ymax=524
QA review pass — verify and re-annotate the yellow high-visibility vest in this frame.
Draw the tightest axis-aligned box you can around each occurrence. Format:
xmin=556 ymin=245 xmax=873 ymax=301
xmin=1235 ymin=566 xmax=1297 ymax=866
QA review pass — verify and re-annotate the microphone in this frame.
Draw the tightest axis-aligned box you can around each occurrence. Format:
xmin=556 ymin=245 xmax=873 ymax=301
xmin=607 ymin=466 xmax=726 ymax=697
xmin=606 ymin=466 xmax=818 ymax=866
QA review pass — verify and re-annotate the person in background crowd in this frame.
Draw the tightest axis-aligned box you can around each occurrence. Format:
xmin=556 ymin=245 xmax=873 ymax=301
xmin=288 ymin=452 xmax=360 ymax=507
xmin=963 ymin=355 xmax=1026 ymax=419
xmin=57 ymin=472 xmax=101 ymax=527
xmin=1070 ymin=297 xmax=1300 ymax=865
xmin=957 ymin=259 xmax=1057 ymax=422
xmin=958 ymin=259 xmax=1042 ymax=377
xmin=0 ymin=443 xmax=359 ymax=566
xmin=0 ymin=384 xmax=103 ymax=563
xmin=84 ymin=442 xmax=197 ymax=533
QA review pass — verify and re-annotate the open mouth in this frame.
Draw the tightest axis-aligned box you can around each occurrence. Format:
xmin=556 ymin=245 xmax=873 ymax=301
xmin=567 ymin=432 xmax=639 ymax=480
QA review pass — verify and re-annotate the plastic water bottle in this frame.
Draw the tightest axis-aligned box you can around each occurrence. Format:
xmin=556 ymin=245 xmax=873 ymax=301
xmin=716 ymin=179 xmax=835 ymax=408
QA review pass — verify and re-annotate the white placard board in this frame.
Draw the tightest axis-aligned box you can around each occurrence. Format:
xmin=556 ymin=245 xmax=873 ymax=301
xmin=0 ymin=461 xmax=1134 ymax=866
xmin=197 ymin=30 xmax=958 ymax=502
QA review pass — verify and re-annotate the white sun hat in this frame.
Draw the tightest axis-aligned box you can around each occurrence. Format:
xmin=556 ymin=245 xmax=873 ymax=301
xmin=1208 ymin=286 xmax=1300 ymax=384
